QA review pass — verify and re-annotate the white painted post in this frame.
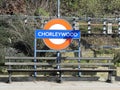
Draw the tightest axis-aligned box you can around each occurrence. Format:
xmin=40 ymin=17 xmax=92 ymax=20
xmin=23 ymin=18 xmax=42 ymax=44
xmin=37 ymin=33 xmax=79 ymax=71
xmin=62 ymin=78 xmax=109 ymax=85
xmin=103 ymin=19 xmax=107 ymax=34
xmin=72 ymin=17 xmax=79 ymax=30
xmin=88 ymin=17 xmax=91 ymax=34
xmin=118 ymin=18 xmax=120 ymax=34
xmin=107 ymin=22 xmax=112 ymax=34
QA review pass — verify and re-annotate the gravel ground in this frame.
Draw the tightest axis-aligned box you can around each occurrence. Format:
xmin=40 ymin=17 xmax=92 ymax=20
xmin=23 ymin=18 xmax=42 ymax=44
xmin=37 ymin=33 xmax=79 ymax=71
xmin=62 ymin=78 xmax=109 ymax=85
xmin=0 ymin=81 xmax=120 ymax=90
xmin=0 ymin=73 xmax=120 ymax=90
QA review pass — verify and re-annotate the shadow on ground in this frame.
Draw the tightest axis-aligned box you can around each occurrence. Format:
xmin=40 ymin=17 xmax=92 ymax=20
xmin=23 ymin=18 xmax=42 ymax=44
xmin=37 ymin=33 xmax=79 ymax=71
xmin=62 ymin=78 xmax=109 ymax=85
xmin=115 ymin=76 xmax=120 ymax=81
xmin=0 ymin=76 xmax=120 ymax=83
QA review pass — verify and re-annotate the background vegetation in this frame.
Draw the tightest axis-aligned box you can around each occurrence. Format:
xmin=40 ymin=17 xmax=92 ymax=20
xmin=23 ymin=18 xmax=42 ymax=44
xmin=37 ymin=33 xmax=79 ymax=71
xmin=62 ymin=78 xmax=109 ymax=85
xmin=0 ymin=0 xmax=120 ymax=17
xmin=0 ymin=0 xmax=120 ymax=73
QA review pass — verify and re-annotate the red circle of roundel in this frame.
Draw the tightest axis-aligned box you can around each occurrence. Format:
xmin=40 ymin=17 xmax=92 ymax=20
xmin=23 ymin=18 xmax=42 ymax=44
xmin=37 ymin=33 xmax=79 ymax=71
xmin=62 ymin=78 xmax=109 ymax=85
xmin=43 ymin=19 xmax=72 ymax=50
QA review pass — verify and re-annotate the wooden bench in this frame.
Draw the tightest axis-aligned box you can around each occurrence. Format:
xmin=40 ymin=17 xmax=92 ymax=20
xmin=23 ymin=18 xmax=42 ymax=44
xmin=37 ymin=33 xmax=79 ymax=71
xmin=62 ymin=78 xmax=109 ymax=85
xmin=5 ymin=56 xmax=116 ymax=83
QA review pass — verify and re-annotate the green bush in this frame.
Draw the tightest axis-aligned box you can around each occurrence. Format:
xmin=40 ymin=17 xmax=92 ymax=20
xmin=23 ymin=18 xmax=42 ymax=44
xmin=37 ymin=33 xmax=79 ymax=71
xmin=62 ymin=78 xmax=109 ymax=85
xmin=113 ymin=49 xmax=120 ymax=66
xmin=34 ymin=8 xmax=49 ymax=16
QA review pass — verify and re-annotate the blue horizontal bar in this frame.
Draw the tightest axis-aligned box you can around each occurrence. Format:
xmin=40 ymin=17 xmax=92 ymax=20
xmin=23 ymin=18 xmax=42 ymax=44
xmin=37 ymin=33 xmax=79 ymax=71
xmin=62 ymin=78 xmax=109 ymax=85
xmin=35 ymin=30 xmax=80 ymax=39
xmin=36 ymin=50 xmax=79 ymax=52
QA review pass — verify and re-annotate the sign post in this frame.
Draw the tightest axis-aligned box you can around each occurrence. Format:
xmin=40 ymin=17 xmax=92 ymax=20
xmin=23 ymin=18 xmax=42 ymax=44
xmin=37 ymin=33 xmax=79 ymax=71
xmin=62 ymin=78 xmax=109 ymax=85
xmin=57 ymin=0 xmax=60 ymax=18
xmin=34 ymin=18 xmax=80 ymax=79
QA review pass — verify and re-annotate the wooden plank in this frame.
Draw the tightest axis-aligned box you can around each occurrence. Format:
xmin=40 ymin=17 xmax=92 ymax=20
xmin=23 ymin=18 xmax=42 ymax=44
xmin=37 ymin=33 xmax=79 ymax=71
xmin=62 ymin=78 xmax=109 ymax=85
xmin=5 ymin=62 xmax=52 ymax=66
xmin=5 ymin=62 xmax=114 ymax=66
xmin=65 ymin=57 xmax=113 ymax=60
xmin=5 ymin=57 xmax=113 ymax=60
xmin=7 ymin=69 xmax=116 ymax=72
xmin=61 ymin=63 xmax=114 ymax=66
xmin=5 ymin=57 xmax=56 ymax=60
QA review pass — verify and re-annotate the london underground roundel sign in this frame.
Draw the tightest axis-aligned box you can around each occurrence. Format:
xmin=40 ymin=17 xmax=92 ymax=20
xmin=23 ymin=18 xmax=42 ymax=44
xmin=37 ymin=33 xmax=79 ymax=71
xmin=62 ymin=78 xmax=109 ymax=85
xmin=43 ymin=19 xmax=72 ymax=50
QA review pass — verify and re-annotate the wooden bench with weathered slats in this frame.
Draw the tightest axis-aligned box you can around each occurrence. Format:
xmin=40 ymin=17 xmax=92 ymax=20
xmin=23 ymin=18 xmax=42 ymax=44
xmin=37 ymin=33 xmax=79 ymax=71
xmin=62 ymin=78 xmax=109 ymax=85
xmin=5 ymin=56 xmax=116 ymax=83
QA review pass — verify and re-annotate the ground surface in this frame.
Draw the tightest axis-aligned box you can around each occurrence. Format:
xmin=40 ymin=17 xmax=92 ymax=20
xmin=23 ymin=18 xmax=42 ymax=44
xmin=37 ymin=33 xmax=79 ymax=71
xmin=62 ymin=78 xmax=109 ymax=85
xmin=0 ymin=81 xmax=120 ymax=90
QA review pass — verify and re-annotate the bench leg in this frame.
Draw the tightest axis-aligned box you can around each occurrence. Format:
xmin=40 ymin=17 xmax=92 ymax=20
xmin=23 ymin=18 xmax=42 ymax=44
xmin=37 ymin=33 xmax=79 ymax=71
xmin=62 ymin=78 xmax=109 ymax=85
xmin=8 ymin=71 xmax=12 ymax=83
xmin=56 ymin=72 xmax=62 ymax=83
xmin=78 ymin=72 xmax=81 ymax=77
xmin=106 ymin=71 xmax=112 ymax=83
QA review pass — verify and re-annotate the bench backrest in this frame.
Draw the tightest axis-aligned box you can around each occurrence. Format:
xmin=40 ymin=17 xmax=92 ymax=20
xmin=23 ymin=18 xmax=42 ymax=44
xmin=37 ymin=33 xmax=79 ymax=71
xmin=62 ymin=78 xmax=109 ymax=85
xmin=5 ymin=56 xmax=114 ymax=69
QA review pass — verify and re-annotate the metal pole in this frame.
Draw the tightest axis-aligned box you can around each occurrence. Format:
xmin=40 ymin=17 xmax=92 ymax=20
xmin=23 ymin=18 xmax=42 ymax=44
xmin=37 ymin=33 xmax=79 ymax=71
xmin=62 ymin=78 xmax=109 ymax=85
xmin=57 ymin=0 xmax=60 ymax=18
xmin=56 ymin=51 xmax=62 ymax=82
xmin=57 ymin=0 xmax=62 ymax=82
xmin=57 ymin=51 xmax=61 ymax=69
xmin=34 ymin=38 xmax=37 ymax=77
xmin=78 ymin=38 xmax=81 ymax=77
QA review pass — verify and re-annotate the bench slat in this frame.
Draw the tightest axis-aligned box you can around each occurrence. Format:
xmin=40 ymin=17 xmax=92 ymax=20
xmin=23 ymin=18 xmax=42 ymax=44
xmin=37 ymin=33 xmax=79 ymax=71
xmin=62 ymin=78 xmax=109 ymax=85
xmin=5 ymin=57 xmax=113 ymax=60
xmin=5 ymin=62 xmax=114 ymax=66
xmin=7 ymin=69 xmax=116 ymax=72
xmin=5 ymin=62 xmax=51 ymax=66
xmin=5 ymin=57 xmax=56 ymax=60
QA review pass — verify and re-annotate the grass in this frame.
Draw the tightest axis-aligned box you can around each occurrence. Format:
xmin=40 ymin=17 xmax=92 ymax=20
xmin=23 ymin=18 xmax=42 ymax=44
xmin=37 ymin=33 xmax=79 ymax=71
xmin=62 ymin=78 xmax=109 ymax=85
xmin=117 ymin=67 xmax=120 ymax=76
